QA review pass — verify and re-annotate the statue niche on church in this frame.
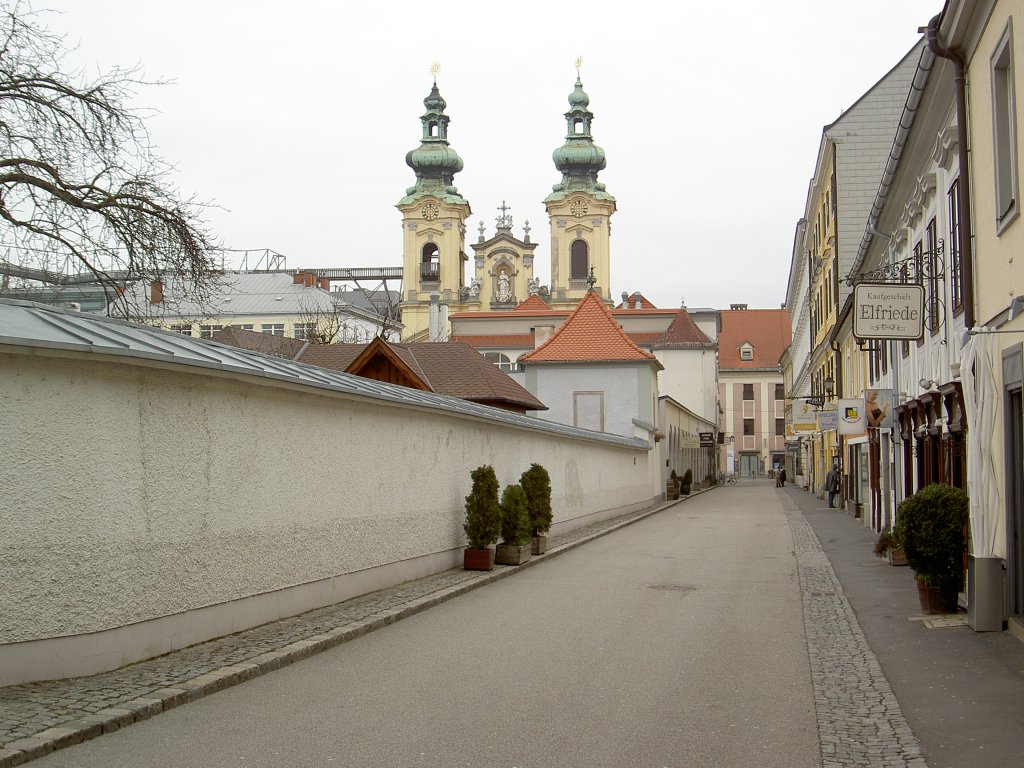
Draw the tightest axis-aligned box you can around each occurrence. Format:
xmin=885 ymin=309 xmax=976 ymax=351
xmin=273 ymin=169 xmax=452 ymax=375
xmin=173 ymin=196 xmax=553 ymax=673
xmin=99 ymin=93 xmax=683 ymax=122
xmin=496 ymin=269 xmax=513 ymax=304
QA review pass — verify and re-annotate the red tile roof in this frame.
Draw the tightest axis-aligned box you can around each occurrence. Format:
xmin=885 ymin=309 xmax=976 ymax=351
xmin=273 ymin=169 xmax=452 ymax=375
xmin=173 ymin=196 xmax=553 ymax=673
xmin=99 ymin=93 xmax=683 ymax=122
xmin=515 ymin=295 xmax=552 ymax=311
xmin=450 ymin=334 xmax=537 ymax=349
xmin=615 ymin=292 xmax=658 ymax=309
xmin=717 ymin=309 xmax=791 ymax=369
xmin=653 ymin=308 xmax=715 ymax=348
xmin=520 ymin=290 xmax=657 ymax=363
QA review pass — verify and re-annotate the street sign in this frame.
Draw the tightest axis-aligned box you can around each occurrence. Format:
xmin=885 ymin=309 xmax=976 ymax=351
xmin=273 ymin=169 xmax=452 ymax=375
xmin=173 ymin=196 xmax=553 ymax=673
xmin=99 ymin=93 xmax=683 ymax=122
xmin=853 ymin=283 xmax=924 ymax=340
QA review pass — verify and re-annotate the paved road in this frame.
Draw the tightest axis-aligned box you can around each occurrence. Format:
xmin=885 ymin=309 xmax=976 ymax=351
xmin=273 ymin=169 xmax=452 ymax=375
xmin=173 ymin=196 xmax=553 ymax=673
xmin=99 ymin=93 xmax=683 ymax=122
xmin=32 ymin=484 xmax=830 ymax=768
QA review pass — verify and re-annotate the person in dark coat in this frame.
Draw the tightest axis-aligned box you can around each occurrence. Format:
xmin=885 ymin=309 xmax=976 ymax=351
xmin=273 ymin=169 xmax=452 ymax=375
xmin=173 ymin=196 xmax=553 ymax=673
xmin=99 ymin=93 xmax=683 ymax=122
xmin=825 ymin=465 xmax=840 ymax=508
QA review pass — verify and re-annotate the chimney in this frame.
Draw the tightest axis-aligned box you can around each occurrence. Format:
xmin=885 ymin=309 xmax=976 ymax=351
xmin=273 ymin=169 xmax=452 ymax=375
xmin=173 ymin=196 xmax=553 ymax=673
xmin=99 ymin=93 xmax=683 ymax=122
xmin=533 ymin=325 xmax=555 ymax=348
xmin=428 ymin=292 xmax=440 ymax=342
xmin=621 ymin=291 xmax=629 ymax=306
xmin=293 ymin=272 xmax=315 ymax=288
xmin=730 ymin=303 xmax=748 ymax=311
xmin=634 ymin=298 xmax=642 ymax=310
xmin=150 ymin=280 xmax=164 ymax=305
xmin=319 ymin=278 xmax=332 ymax=291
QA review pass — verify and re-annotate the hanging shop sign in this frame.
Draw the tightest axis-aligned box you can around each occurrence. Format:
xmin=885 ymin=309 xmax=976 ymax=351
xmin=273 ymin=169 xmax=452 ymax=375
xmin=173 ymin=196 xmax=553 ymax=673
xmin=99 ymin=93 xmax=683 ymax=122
xmin=699 ymin=432 xmax=715 ymax=447
xmin=853 ymin=283 xmax=924 ymax=340
xmin=791 ymin=400 xmax=818 ymax=433
xmin=817 ymin=409 xmax=838 ymax=431
xmin=838 ymin=398 xmax=867 ymax=435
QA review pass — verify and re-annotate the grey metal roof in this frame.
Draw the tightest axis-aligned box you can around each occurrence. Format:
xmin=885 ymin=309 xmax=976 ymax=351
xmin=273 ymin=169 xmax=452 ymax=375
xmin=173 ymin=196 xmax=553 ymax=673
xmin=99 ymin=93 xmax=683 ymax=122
xmin=111 ymin=272 xmax=354 ymax=319
xmin=0 ymin=298 xmax=647 ymax=449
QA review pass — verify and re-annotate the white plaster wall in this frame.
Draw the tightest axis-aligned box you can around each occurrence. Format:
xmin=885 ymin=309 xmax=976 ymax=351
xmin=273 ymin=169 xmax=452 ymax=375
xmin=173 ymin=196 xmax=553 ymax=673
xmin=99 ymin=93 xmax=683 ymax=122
xmin=528 ymin=364 xmax=649 ymax=437
xmin=656 ymin=349 xmax=717 ymax=424
xmin=0 ymin=350 xmax=659 ymax=682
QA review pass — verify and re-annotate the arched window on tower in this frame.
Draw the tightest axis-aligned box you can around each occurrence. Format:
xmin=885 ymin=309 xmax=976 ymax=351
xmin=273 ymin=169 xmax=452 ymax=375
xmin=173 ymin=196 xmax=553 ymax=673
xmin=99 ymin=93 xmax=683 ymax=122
xmin=428 ymin=120 xmax=439 ymax=138
xmin=573 ymin=118 xmax=585 ymax=135
xmin=421 ymin=243 xmax=440 ymax=282
xmin=570 ymin=239 xmax=589 ymax=281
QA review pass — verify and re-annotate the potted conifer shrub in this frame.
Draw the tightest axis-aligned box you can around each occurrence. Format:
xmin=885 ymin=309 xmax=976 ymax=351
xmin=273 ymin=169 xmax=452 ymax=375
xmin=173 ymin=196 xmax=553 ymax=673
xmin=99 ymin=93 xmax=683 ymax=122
xmin=680 ymin=469 xmax=693 ymax=495
xmin=463 ymin=465 xmax=502 ymax=571
xmin=892 ymin=483 xmax=968 ymax=614
xmin=521 ymin=463 xmax=553 ymax=555
xmin=495 ymin=484 xmax=532 ymax=566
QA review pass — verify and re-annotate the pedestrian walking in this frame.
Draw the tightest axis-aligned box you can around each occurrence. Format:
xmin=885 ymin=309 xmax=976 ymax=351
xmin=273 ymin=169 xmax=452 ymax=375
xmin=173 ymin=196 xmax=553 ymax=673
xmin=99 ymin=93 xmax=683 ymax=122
xmin=825 ymin=464 xmax=840 ymax=508
xmin=779 ymin=468 xmax=786 ymax=487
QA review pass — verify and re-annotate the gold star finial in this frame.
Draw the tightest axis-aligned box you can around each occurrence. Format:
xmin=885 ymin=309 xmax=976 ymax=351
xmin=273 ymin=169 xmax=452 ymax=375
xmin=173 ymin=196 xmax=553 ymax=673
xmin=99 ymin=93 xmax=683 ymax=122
xmin=575 ymin=56 xmax=582 ymax=73
xmin=430 ymin=61 xmax=441 ymax=83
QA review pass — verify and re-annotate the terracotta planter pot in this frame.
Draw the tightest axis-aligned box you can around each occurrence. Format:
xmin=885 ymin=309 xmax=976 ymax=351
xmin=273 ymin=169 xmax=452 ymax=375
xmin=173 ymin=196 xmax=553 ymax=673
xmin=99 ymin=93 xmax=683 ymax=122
xmin=495 ymin=543 xmax=531 ymax=566
xmin=531 ymin=535 xmax=548 ymax=555
xmin=464 ymin=547 xmax=495 ymax=571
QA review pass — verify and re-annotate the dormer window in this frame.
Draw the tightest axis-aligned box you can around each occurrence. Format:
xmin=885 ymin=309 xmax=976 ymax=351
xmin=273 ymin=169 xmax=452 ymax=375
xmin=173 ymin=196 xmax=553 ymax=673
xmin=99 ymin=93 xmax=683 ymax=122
xmin=739 ymin=343 xmax=754 ymax=362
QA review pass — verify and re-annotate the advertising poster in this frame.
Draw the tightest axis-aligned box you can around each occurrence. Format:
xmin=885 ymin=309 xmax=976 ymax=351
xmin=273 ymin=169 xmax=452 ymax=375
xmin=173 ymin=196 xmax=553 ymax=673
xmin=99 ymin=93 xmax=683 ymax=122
xmin=838 ymin=398 xmax=867 ymax=435
xmin=864 ymin=388 xmax=894 ymax=429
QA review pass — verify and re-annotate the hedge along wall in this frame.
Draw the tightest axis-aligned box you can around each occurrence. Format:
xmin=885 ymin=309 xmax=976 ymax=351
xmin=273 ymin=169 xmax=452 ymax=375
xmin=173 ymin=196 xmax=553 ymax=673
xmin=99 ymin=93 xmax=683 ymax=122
xmin=0 ymin=349 xmax=660 ymax=685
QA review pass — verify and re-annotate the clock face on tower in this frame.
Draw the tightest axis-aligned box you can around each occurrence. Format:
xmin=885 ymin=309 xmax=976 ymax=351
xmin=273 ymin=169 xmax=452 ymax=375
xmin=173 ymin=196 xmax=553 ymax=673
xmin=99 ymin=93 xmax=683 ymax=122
xmin=422 ymin=203 xmax=439 ymax=221
xmin=569 ymin=199 xmax=589 ymax=218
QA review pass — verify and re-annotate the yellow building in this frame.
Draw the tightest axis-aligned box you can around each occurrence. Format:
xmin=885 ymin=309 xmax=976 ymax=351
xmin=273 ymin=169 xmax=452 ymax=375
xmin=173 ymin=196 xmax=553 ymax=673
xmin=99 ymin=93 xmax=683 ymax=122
xmin=398 ymin=75 xmax=614 ymax=341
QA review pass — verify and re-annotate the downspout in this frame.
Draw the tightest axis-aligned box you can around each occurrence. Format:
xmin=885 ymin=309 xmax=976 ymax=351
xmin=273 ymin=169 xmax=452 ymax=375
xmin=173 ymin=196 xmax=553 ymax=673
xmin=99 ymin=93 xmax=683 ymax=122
xmin=927 ymin=13 xmax=976 ymax=329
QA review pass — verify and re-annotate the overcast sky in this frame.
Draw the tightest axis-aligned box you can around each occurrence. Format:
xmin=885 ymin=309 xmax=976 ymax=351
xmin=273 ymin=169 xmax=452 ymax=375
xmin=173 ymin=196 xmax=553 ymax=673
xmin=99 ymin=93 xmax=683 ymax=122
xmin=42 ymin=0 xmax=942 ymax=310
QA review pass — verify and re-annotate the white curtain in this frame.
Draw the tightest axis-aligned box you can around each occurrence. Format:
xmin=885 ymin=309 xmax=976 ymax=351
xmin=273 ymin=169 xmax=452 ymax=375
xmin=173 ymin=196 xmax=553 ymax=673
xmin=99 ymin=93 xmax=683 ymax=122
xmin=961 ymin=330 xmax=1001 ymax=557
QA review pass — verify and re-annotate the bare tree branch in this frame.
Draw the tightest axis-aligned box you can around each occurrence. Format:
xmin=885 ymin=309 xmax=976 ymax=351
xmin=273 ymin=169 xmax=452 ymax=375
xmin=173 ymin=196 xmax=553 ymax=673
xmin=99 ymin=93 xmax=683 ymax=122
xmin=0 ymin=1 xmax=219 ymax=315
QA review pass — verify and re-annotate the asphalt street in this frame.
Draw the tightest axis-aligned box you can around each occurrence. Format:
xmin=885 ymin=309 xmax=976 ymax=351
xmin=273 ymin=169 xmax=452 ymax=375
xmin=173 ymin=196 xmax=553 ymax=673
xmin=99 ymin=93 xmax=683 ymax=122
xmin=30 ymin=484 xmax=822 ymax=768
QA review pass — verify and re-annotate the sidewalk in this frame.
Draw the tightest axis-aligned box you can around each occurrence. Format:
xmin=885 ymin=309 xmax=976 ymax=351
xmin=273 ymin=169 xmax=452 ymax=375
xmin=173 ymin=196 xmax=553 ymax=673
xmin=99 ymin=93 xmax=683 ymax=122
xmin=784 ymin=484 xmax=1024 ymax=768
xmin=0 ymin=490 xmax=707 ymax=767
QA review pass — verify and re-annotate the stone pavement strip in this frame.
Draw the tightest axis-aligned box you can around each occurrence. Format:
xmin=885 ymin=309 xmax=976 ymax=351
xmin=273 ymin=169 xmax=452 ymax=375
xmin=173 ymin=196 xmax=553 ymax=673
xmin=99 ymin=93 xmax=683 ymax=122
xmin=0 ymin=494 xmax=698 ymax=768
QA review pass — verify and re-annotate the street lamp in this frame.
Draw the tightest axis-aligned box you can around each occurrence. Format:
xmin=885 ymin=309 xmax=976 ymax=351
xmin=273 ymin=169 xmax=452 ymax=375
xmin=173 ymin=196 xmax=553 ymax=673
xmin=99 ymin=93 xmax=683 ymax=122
xmin=807 ymin=375 xmax=835 ymax=408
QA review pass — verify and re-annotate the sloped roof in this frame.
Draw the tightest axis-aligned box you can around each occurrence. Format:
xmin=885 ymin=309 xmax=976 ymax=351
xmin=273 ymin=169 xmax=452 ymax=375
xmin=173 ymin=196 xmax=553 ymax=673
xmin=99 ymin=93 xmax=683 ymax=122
xmin=211 ymin=326 xmax=308 ymax=359
xmin=296 ymin=339 xmax=545 ymax=411
xmin=718 ymin=309 xmax=791 ymax=369
xmin=1 ymin=299 xmax=636 ymax=443
xmin=652 ymin=308 xmax=715 ymax=349
xmin=520 ymin=290 xmax=658 ymax=364
xmin=111 ymin=272 xmax=339 ymax=318
xmin=515 ymin=295 xmax=552 ymax=312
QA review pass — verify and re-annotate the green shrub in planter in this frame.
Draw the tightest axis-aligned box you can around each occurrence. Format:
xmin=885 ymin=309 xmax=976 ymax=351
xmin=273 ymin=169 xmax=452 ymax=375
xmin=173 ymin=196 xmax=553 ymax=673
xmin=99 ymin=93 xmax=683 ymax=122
xmin=892 ymin=483 xmax=968 ymax=593
xmin=681 ymin=469 xmax=693 ymax=486
xmin=520 ymin=463 xmax=553 ymax=538
xmin=464 ymin=465 xmax=501 ymax=549
xmin=499 ymin=484 xmax=531 ymax=546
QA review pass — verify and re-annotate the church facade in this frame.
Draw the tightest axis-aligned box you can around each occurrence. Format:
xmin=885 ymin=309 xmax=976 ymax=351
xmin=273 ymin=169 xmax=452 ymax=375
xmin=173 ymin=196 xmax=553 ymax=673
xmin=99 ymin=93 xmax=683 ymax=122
xmin=398 ymin=74 xmax=615 ymax=341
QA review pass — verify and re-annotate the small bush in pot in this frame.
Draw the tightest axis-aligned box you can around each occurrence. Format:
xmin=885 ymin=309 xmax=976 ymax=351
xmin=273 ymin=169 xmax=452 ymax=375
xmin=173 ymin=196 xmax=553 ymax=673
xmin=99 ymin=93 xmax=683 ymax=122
xmin=680 ymin=469 xmax=693 ymax=495
xmin=495 ymin=484 xmax=532 ymax=566
xmin=892 ymin=483 xmax=968 ymax=612
xmin=520 ymin=463 xmax=552 ymax=554
xmin=463 ymin=465 xmax=502 ymax=570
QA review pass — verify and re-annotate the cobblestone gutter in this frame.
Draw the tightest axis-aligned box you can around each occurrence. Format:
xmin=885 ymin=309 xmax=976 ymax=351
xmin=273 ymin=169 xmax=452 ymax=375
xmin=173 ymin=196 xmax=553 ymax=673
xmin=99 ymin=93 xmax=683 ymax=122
xmin=785 ymin=501 xmax=928 ymax=768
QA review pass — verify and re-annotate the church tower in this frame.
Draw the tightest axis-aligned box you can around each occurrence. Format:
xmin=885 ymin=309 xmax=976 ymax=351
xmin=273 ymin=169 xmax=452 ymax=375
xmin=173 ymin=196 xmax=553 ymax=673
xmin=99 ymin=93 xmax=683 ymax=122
xmin=397 ymin=78 xmax=471 ymax=341
xmin=544 ymin=73 xmax=616 ymax=308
